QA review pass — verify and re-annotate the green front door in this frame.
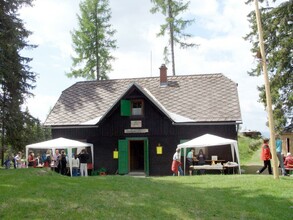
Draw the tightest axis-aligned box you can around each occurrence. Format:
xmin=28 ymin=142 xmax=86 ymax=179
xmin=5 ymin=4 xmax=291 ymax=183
xmin=118 ymin=139 xmax=128 ymax=174
xmin=118 ymin=138 xmax=149 ymax=176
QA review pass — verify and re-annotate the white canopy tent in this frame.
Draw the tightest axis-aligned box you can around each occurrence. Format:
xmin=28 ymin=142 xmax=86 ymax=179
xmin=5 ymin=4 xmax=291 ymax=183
xmin=177 ymin=134 xmax=241 ymax=174
xmin=25 ymin=137 xmax=94 ymax=176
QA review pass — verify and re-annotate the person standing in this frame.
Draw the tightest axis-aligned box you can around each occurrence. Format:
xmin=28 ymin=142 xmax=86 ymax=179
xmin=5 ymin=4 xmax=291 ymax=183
xmin=171 ymin=148 xmax=183 ymax=176
xmin=71 ymin=154 xmax=80 ymax=177
xmin=35 ymin=154 xmax=42 ymax=167
xmin=256 ymin=138 xmax=272 ymax=174
xmin=13 ymin=152 xmax=22 ymax=169
xmin=60 ymin=150 xmax=67 ymax=175
xmin=197 ymin=149 xmax=206 ymax=174
xmin=4 ymin=154 xmax=12 ymax=169
xmin=27 ymin=152 xmax=35 ymax=168
xmin=45 ymin=149 xmax=52 ymax=167
xmin=187 ymin=149 xmax=195 ymax=176
xmin=52 ymin=149 xmax=60 ymax=173
xmin=79 ymin=149 xmax=89 ymax=177
xmin=275 ymin=135 xmax=288 ymax=176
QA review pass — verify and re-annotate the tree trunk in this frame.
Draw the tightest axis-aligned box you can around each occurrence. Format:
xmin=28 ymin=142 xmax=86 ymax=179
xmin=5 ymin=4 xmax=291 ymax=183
xmin=168 ymin=0 xmax=176 ymax=76
xmin=1 ymin=88 xmax=6 ymax=165
xmin=95 ymin=3 xmax=100 ymax=80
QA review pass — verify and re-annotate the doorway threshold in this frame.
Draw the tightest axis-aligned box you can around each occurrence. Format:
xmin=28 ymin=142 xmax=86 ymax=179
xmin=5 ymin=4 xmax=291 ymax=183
xmin=127 ymin=171 xmax=146 ymax=177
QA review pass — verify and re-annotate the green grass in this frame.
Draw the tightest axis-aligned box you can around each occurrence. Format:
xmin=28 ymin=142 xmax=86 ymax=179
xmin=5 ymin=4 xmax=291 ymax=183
xmin=238 ymin=135 xmax=261 ymax=164
xmin=0 ymin=169 xmax=292 ymax=220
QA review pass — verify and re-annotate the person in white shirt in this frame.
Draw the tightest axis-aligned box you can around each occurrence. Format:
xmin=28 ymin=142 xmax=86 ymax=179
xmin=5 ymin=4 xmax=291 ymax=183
xmin=171 ymin=148 xmax=184 ymax=176
xmin=72 ymin=154 xmax=80 ymax=176
xmin=14 ymin=152 xmax=22 ymax=169
xmin=52 ymin=149 xmax=60 ymax=173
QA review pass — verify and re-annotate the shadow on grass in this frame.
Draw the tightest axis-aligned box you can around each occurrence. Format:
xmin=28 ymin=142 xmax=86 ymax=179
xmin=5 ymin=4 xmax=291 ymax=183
xmin=242 ymin=165 xmax=263 ymax=174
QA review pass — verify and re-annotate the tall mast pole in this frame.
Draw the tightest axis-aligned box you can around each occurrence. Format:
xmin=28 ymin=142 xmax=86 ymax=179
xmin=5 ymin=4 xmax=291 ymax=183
xmin=254 ymin=0 xmax=279 ymax=179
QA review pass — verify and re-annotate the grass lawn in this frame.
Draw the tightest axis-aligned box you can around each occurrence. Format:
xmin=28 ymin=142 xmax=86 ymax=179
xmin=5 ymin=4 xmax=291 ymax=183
xmin=238 ymin=135 xmax=263 ymax=165
xmin=0 ymin=169 xmax=292 ymax=220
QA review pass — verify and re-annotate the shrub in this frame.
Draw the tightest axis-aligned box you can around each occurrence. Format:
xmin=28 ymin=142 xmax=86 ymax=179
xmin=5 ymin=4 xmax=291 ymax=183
xmin=241 ymin=131 xmax=262 ymax=139
xmin=249 ymin=139 xmax=263 ymax=151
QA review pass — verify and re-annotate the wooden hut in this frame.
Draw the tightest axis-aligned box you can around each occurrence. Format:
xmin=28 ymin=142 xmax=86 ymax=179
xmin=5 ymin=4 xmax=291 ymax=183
xmin=44 ymin=65 xmax=242 ymax=176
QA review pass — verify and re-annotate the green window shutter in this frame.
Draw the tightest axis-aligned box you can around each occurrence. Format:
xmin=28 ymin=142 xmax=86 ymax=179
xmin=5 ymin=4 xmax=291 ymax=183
xmin=144 ymin=139 xmax=149 ymax=176
xmin=120 ymin=100 xmax=131 ymax=116
xmin=118 ymin=140 xmax=128 ymax=174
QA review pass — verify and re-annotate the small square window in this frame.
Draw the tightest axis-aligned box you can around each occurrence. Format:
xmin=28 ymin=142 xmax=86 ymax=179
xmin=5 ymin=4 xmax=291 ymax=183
xmin=131 ymin=100 xmax=143 ymax=116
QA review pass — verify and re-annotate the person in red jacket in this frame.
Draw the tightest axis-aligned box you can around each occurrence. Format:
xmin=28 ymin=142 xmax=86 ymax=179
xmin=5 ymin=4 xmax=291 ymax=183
xmin=256 ymin=138 xmax=272 ymax=174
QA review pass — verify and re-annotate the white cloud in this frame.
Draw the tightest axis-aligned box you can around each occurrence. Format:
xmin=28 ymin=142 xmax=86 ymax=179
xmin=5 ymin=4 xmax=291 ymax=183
xmin=24 ymin=95 xmax=58 ymax=122
xmin=20 ymin=0 xmax=79 ymax=57
xmin=189 ymin=0 xmax=219 ymax=16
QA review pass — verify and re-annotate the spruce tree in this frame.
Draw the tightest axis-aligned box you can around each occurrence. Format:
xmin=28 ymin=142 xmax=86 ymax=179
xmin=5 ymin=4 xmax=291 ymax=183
xmin=0 ymin=0 xmax=36 ymax=163
xmin=67 ymin=0 xmax=117 ymax=80
xmin=245 ymin=0 xmax=293 ymax=131
xmin=150 ymin=0 xmax=197 ymax=76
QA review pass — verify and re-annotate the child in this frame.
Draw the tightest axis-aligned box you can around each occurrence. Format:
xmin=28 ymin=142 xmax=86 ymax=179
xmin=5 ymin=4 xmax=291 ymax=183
xmin=4 ymin=155 xmax=11 ymax=169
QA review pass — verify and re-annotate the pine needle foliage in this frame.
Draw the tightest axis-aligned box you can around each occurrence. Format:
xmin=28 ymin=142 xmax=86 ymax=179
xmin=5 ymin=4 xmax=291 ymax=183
xmin=68 ymin=0 xmax=117 ymax=80
xmin=150 ymin=0 xmax=198 ymax=76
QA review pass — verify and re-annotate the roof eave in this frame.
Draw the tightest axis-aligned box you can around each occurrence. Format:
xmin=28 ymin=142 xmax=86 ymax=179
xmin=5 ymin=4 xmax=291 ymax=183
xmin=172 ymin=120 xmax=242 ymax=126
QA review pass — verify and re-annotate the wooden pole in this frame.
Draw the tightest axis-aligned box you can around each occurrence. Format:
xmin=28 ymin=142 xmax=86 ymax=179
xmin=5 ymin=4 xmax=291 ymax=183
xmin=254 ymin=0 xmax=279 ymax=179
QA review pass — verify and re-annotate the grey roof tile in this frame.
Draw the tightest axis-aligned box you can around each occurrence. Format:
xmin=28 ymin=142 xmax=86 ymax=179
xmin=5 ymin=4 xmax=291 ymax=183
xmin=44 ymin=73 xmax=242 ymax=126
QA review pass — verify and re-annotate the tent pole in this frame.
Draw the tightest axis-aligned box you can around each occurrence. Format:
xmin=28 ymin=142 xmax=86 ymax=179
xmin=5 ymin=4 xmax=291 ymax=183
xmin=183 ymin=148 xmax=186 ymax=175
xmin=91 ymin=145 xmax=94 ymax=170
xmin=25 ymin=147 xmax=28 ymax=168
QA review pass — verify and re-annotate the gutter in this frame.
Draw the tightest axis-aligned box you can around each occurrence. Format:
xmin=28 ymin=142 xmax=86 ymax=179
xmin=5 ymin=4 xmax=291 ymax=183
xmin=172 ymin=121 xmax=242 ymax=126
xmin=44 ymin=125 xmax=99 ymax=129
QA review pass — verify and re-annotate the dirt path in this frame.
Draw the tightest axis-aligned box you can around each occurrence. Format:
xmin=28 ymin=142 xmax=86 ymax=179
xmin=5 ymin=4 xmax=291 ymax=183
xmin=242 ymin=148 xmax=267 ymax=174
xmin=241 ymin=148 xmax=288 ymax=175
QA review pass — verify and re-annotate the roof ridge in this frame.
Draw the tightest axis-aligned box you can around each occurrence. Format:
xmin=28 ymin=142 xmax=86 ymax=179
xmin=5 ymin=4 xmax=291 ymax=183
xmin=73 ymin=73 xmax=225 ymax=85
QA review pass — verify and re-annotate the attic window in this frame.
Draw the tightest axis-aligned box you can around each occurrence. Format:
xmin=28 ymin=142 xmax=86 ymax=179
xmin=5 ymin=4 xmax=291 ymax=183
xmin=131 ymin=100 xmax=144 ymax=116
xmin=120 ymin=99 xmax=144 ymax=116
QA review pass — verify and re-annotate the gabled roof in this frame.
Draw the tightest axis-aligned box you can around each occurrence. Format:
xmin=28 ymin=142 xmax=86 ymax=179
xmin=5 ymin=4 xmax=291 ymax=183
xmin=44 ymin=74 xmax=242 ymax=126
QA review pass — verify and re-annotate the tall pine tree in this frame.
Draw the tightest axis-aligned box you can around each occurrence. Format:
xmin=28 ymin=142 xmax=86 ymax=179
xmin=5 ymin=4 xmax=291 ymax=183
xmin=245 ymin=0 xmax=293 ymax=131
xmin=150 ymin=0 xmax=197 ymax=76
xmin=0 ymin=0 xmax=36 ymax=163
xmin=67 ymin=0 xmax=117 ymax=80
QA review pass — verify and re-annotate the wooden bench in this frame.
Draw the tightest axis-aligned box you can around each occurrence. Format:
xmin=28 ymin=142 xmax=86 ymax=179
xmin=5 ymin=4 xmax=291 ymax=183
xmin=190 ymin=164 xmax=240 ymax=175
xmin=190 ymin=165 xmax=224 ymax=174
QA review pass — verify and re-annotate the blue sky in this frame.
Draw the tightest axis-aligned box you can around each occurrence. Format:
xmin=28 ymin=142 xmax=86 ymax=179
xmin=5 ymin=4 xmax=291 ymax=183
xmin=19 ymin=0 xmax=274 ymax=133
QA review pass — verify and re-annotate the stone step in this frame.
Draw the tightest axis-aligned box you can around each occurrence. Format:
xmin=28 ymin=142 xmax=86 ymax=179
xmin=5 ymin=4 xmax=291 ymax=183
xmin=127 ymin=171 xmax=146 ymax=177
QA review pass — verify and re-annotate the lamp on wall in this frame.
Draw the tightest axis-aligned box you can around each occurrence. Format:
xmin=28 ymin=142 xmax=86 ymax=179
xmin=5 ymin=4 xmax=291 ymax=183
xmin=156 ymin=143 xmax=163 ymax=155
xmin=113 ymin=149 xmax=118 ymax=159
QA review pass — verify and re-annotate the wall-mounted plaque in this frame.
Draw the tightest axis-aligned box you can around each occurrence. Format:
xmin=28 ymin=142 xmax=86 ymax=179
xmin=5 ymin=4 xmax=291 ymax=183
xmin=131 ymin=120 xmax=142 ymax=128
xmin=124 ymin=128 xmax=149 ymax=134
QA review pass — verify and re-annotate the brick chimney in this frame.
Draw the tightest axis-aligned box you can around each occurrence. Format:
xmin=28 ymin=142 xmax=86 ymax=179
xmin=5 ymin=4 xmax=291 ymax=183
xmin=159 ymin=64 xmax=168 ymax=87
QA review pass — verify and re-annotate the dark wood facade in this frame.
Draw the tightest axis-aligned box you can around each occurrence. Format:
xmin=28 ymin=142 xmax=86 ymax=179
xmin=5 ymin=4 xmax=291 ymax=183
xmin=51 ymin=86 xmax=238 ymax=176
